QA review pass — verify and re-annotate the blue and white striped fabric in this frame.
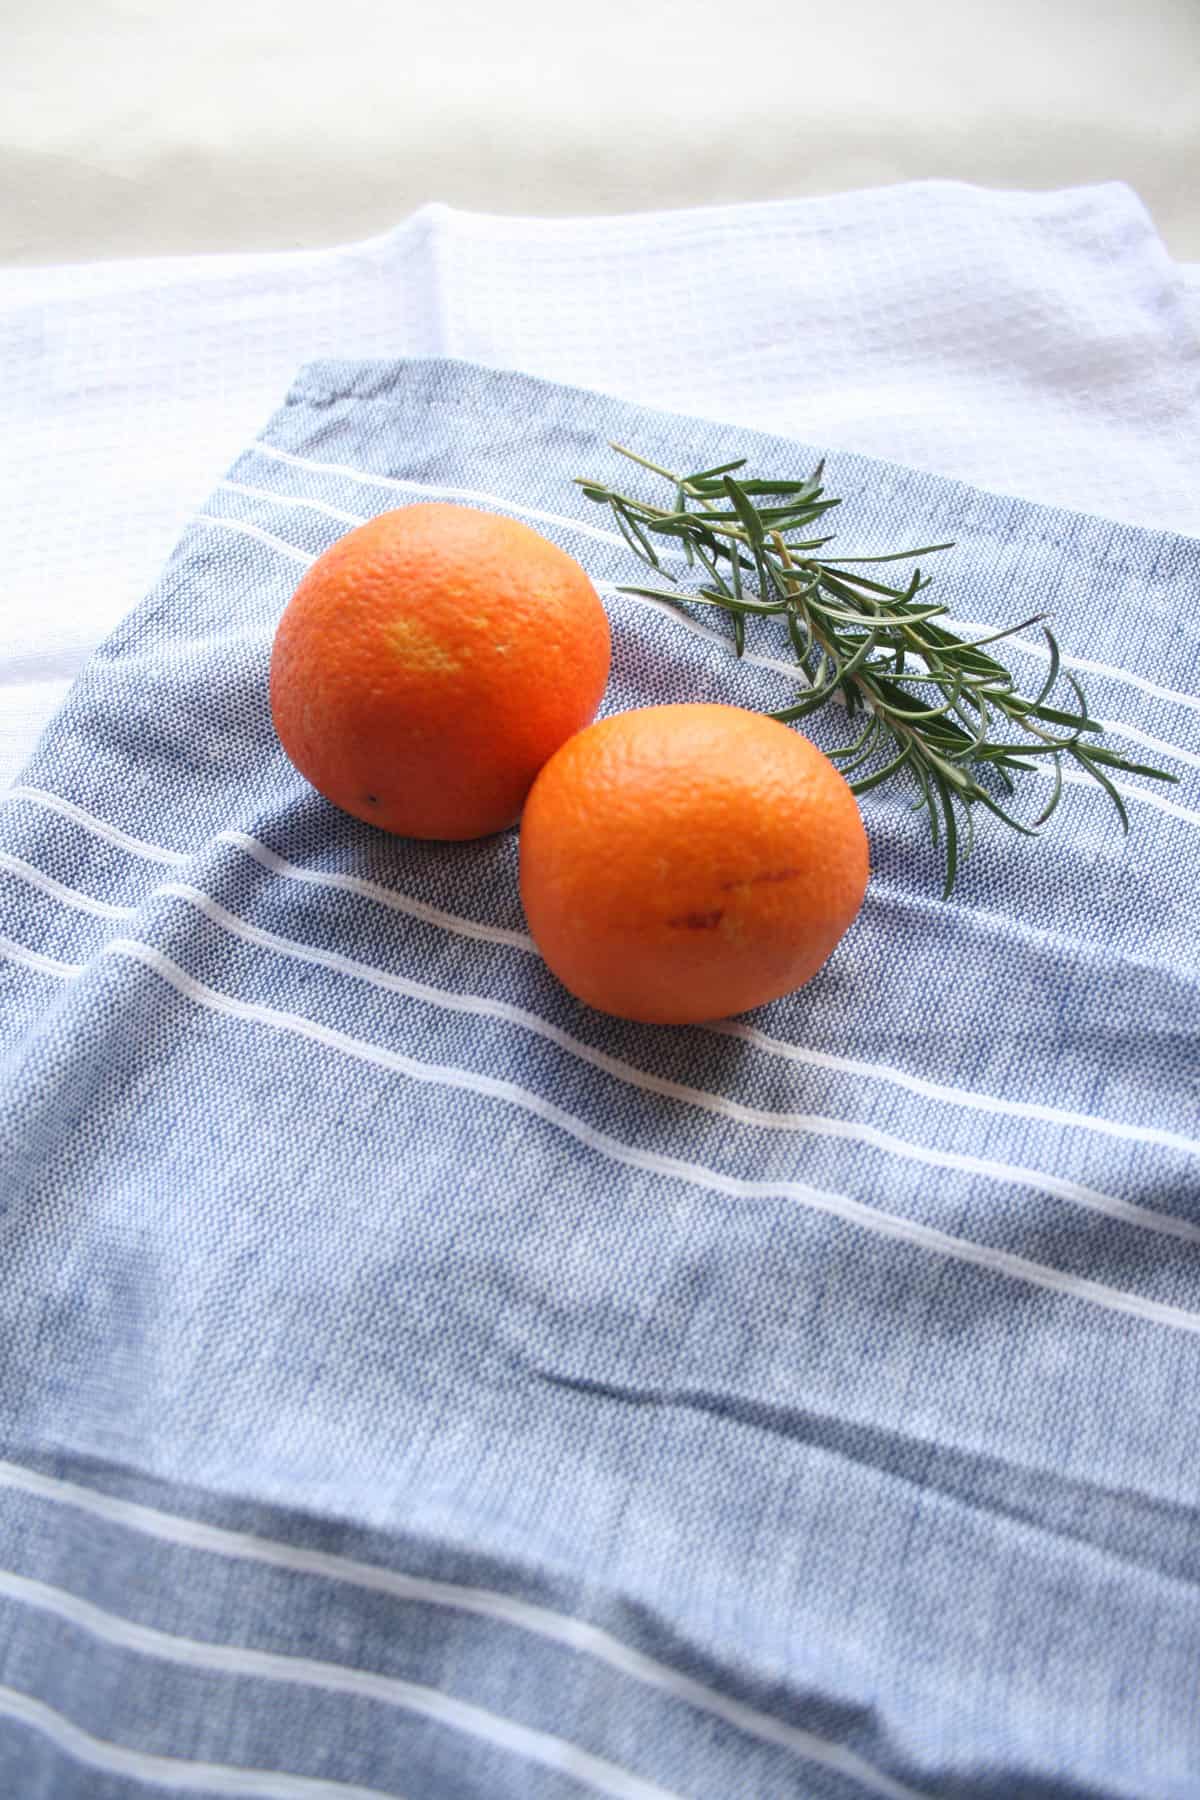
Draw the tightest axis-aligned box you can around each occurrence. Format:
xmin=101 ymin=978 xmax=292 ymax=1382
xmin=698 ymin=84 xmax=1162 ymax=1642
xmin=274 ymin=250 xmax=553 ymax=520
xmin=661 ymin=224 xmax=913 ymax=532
xmin=1 ymin=357 xmax=1198 ymax=1799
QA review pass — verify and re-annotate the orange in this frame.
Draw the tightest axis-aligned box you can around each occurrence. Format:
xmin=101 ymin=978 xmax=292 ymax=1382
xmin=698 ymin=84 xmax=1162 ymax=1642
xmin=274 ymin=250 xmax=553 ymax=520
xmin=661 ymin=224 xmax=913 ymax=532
xmin=519 ymin=703 xmax=869 ymax=1024
xmin=270 ymin=503 xmax=611 ymax=840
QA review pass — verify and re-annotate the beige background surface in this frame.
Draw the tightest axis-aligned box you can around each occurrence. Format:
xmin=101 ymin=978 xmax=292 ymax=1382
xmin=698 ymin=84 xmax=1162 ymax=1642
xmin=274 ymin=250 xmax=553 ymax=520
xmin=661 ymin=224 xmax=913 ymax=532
xmin=4 ymin=0 xmax=1199 ymax=265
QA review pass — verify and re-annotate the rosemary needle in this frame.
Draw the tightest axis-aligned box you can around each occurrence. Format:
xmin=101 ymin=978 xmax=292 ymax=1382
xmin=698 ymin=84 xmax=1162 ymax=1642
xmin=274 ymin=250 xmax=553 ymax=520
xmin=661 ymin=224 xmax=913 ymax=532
xmin=575 ymin=443 xmax=1177 ymax=894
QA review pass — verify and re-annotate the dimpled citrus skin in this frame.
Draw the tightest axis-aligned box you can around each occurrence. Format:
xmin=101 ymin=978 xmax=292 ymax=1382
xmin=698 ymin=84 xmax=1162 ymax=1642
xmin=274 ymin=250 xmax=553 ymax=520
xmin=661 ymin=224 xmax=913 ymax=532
xmin=519 ymin=703 xmax=869 ymax=1024
xmin=269 ymin=503 xmax=611 ymax=840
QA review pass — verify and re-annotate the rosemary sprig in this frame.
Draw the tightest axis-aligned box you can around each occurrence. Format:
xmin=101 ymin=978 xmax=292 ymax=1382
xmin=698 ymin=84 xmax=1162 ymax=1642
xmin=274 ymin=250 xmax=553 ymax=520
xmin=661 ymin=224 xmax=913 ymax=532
xmin=576 ymin=444 xmax=1177 ymax=894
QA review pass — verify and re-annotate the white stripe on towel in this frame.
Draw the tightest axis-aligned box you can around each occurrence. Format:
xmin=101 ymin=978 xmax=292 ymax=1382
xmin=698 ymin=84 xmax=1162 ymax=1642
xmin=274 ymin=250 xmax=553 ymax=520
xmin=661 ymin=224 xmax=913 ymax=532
xmin=5 ymin=785 xmax=1198 ymax=1161
xmin=0 ymin=1568 xmax=680 ymax=1800
xmin=71 ymin=933 xmax=1200 ymax=1336
xmin=152 ymin=879 xmax=1200 ymax=1243
xmin=196 ymin=503 xmax=1200 ymax=819
xmin=245 ymin=440 xmax=1200 ymax=721
xmin=0 ymin=1458 xmax=930 ymax=1800
xmin=0 ymin=1683 xmax=396 ymax=1799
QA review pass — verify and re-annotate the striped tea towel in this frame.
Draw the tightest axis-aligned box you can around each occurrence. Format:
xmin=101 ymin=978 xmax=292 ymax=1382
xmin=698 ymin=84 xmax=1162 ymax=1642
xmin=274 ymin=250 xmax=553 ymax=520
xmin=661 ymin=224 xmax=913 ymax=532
xmin=1 ymin=357 xmax=1199 ymax=1799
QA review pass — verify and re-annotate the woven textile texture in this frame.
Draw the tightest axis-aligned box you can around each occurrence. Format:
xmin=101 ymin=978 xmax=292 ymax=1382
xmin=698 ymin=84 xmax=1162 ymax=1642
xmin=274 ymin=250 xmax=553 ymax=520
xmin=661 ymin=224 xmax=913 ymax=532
xmin=1 ymin=358 xmax=1198 ymax=1798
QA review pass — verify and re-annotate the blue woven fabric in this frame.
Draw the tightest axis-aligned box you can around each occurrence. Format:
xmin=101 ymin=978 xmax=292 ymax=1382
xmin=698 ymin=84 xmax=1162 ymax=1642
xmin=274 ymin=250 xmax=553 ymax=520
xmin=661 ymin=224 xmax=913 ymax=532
xmin=1 ymin=358 xmax=1198 ymax=1799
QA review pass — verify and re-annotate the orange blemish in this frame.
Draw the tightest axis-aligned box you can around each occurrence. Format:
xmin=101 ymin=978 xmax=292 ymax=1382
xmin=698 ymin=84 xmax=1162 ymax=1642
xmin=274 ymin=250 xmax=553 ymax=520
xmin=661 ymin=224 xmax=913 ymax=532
xmin=667 ymin=909 xmax=724 ymax=931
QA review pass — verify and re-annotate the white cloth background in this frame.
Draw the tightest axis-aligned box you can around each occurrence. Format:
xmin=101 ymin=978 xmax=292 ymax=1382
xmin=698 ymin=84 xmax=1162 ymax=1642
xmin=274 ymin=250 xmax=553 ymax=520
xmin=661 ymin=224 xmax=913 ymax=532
xmin=3 ymin=181 xmax=1198 ymax=789
xmin=7 ymin=0 xmax=1199 ymax=265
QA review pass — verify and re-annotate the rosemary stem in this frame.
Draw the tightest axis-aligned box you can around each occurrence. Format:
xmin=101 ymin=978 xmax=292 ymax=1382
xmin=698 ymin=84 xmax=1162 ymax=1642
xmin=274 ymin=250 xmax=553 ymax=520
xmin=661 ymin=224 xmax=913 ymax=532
xmin=576 ymin=444 xmax=1177 ymax=891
